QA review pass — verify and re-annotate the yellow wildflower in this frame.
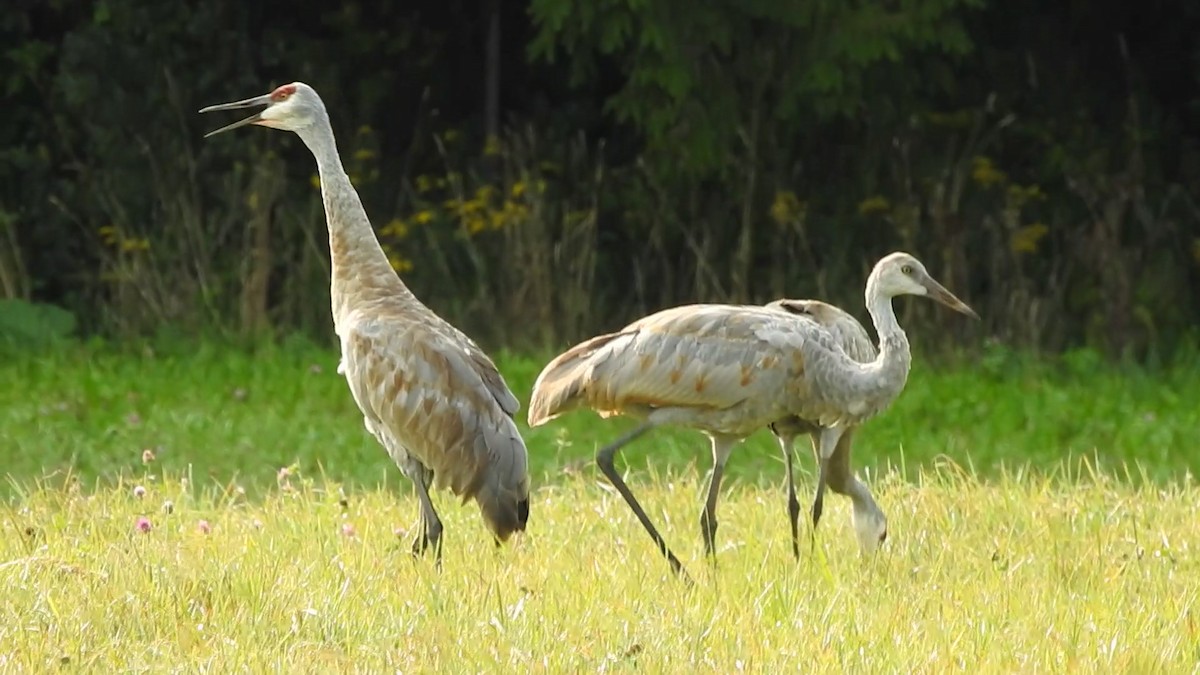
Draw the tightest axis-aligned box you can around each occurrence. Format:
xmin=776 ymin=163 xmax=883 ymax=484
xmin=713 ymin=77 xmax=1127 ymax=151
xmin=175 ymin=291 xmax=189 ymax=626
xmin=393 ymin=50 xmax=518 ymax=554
xmin=857 ymin=196 xmax=891 ymax=217
xmin=387 ymin=253 xmax=414 ymax=273
xmin=381 ymin=218 xmax=409 ymax=239
xmin=504 ymin=201 xmax=529 ymax=223
xmin=466 ymin=216 xmax=487 ymax=235
xmin=769 ymin=190 xmax=804 ymax=226
xmin=1010 ymin=223 xmax=1049 ymax=254
xmin=971 ymin=156 xmax=1008 ymax=188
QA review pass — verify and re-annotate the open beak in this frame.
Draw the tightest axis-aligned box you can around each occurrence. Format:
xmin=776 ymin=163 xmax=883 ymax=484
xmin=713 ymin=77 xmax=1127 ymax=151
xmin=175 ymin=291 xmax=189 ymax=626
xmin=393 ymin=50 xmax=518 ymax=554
xmin=921 ymin=274 xmax=980 ymax=320
xmin=198 ymin=93 xmax=273 ymax=138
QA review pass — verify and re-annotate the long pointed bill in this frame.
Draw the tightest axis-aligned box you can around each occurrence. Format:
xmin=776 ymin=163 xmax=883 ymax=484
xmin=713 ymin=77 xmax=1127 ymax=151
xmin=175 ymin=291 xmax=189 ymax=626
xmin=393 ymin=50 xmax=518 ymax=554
xmin=198 ymin=93 xmax=274 ymax=138
xmin=922 ymin=275 xmax=980 ymax=319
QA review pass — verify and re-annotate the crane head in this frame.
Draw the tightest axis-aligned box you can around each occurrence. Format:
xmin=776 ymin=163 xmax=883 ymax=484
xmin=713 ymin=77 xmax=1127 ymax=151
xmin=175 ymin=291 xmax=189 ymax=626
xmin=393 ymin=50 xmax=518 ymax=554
xmin=870 ymin=252 xmax=980 ymax=319
xmin=852 ymin=500 xmax=888 ymax=555
xmin=199 ymin=82 xmax=325 ymax=138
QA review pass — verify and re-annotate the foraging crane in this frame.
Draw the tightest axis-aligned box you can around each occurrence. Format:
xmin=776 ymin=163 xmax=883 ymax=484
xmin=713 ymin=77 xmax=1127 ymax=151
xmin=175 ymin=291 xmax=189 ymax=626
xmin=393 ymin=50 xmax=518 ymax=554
xmin=764 ymin=299 xmax=882 ymax=559
xmin=527 ymin=253 xmax=976 ymax=578
xmin=200 ymin=83 xmax=530 ymax=561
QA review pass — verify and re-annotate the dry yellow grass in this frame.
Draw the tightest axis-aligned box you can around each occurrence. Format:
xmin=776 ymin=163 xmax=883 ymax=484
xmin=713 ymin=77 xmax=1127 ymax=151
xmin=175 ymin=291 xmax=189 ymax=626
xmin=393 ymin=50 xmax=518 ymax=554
xmin=1 ymin=462 xmax=1197 ymax=672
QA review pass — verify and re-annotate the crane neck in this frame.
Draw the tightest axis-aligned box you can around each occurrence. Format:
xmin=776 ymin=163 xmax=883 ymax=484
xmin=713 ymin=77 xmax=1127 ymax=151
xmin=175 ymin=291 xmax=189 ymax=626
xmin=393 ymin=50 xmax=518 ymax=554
xmin=864 ymin=278 xmax=912 ymax=388
xmin=296 ymin=120 xmax=417 ymax=326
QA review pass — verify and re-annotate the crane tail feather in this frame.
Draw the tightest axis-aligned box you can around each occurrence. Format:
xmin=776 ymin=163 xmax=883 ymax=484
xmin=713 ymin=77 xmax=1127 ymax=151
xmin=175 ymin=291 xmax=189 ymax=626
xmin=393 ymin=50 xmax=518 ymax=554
xmin=527 ymin=332 xmax=625 ymax=427
xmin=471 ymin=415 xmax=531 ymax=541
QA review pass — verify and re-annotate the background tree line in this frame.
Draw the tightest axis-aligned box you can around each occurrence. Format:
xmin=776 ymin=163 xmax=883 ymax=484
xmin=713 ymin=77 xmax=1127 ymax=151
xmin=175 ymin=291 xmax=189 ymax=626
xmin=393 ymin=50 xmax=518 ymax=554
xmin=1 ymin=0 xmax=1198 ymax=360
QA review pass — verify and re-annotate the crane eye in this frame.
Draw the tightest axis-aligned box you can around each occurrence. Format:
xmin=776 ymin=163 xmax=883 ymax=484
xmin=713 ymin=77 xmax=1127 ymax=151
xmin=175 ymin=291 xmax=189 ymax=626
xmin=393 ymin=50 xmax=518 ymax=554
xmin=900 ymin=265 xmax=913 ymax=275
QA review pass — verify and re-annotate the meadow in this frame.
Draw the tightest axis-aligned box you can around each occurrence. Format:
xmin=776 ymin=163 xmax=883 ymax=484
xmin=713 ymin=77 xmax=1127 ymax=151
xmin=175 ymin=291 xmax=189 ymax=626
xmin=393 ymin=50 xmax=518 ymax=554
xmin=2 ymin=340 xmax=1199 ymax=671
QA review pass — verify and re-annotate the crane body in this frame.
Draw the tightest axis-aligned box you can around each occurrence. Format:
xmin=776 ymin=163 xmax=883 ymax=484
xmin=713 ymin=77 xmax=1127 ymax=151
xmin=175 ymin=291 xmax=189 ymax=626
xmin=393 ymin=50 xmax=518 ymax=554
xmin=765 ymin=299 xmax=882 ymax=558
xmin=529 ymin=253 xmax=977 ymax=578
xmin=201 ymin=83 xmax=530 ymax=559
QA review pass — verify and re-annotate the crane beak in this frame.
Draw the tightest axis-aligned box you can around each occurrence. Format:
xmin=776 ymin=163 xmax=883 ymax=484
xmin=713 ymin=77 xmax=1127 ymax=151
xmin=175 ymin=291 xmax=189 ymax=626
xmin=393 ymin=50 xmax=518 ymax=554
xmin=921 ymin=275 xmax=980 ymax=320
xmin=199 ymin=93 xmax=274 ymax=138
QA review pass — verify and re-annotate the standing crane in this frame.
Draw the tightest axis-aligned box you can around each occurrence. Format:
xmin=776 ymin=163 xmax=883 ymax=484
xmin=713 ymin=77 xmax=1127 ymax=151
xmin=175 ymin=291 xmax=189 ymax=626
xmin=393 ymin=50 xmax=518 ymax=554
xmin=200 ymin=83 xmax=530 ymax=561
xmin=764 ymin=298 xmax=882 ymax=559
xmin=527 ymin=253 xmax=976 ymax=578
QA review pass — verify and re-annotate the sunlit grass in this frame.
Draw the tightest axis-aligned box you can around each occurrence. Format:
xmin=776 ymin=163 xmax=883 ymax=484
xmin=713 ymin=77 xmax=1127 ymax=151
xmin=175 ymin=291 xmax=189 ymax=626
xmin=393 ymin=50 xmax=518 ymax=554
xmin=1 ymin=462 xmax=1197 ymax=671
xmin=2 ymin=341 xmax=1199 ymax=669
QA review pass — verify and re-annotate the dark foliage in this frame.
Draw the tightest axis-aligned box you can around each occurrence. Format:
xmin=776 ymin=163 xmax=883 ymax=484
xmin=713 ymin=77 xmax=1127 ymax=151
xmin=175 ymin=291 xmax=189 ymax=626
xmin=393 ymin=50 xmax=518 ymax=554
xmin=1 ymin=0 xmax=1197 ymax=358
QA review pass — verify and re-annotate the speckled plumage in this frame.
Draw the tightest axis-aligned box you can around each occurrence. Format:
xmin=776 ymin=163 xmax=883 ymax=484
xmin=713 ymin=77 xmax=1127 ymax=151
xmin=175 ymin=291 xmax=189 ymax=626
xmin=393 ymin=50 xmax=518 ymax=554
xmin=528 ymin=302 xmax=907 ymax=433
xmin=528 ymin=252 xmax=976 ymax=575
xmin=202 ymin=83 xmax=529 ymax=554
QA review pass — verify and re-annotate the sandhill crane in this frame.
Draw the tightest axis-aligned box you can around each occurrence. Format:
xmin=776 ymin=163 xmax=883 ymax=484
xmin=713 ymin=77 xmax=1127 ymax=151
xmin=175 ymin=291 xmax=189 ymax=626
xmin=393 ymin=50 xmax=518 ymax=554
xmin=200 ymin=82 xmax=530 ymax=561
xmin=764 ymin=299 xmax=882 ymax=559
xmin=527 ymin=253 xmax=976 ymax=578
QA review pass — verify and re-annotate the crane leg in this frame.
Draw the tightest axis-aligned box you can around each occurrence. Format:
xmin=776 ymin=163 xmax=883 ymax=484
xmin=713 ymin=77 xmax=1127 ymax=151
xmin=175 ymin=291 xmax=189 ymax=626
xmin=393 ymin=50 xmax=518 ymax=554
xmin=777 ymin=434 xmax=802 ymax=561
xmin=595 ymin=421 xmax=693 ymax=584
xmin=809 ymin=427 xmax=844 ymax=550
xmin=699 ymin=436 xmax=737 ymax=562
xmin=409 ymin=468 xmax=443 ymax=566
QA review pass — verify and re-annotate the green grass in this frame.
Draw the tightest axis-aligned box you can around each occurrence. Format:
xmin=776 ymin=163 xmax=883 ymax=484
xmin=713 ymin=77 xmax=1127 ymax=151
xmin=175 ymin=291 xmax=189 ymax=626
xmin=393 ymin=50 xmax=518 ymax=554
xmin=1 ymin=341 xmax=1197 ymax=494
xmin=1 ymin=341 xmax=1199 ymax=670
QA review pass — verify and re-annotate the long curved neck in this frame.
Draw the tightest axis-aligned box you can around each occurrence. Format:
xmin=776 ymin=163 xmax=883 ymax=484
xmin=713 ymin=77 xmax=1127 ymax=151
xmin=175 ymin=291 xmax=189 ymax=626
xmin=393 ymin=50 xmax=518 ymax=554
xmin=296 ymin=120 xmax=417 ymax=327
xmin=862 ymin=276 xmax=912 ymax=399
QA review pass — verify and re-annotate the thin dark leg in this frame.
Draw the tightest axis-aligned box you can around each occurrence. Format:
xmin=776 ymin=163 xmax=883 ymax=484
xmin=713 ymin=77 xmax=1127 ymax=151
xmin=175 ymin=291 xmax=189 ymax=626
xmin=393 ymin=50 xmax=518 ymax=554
xmin=409 ymin=470 xmax=427 ymax=556
xmin=595 ymin=422 xmax=693 ymax=583
xmin=699 ymin=436 xmax=735 ymax=562
xmin=698 ymin=462 xmax=726 ymax=560
xmin=809 ymin=427 xmax=843 ymax=551
xmin=777 ymin=434 xmax=802 ymax=560
xmin=410 ymin=508 xmax=426 ymax=556
xmin=410 ymin=469 xmax=443 ymax=566
xmin=810 ymin=458 xmax=828 ymax=550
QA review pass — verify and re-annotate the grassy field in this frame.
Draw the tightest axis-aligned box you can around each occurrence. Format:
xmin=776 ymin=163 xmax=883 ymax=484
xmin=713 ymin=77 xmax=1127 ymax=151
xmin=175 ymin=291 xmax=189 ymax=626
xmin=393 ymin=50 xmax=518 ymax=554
xmin=2 ymin=340 xmax=1199 ymax=670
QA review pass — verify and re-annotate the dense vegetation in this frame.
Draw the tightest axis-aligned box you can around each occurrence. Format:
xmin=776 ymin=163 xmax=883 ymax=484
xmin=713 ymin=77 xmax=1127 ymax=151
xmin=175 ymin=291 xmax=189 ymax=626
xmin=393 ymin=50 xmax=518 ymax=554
xmin=3 ymin=0 xmax=1198 ymax=358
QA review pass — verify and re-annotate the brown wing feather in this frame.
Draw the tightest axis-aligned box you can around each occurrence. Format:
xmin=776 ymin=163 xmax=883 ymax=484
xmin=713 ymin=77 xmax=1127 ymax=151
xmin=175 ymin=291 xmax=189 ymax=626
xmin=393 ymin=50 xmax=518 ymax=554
xmin=342 ymin=319 xmax=529 ymax=539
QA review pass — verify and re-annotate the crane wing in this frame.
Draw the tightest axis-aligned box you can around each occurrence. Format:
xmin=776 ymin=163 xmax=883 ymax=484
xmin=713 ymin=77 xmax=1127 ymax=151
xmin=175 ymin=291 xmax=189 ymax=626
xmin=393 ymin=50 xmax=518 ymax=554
xmin=455 ymin=331 xmax=521 ymax=416
xmin=529 ymin=303 xmax=841 ymax=430
xmin=340 ymin=318 xmax=528 ymax=501
xmin=767 ymin=299 xmax=878 ymax=362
